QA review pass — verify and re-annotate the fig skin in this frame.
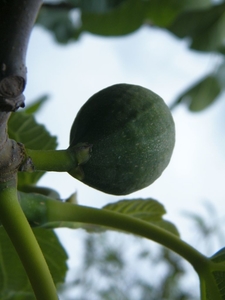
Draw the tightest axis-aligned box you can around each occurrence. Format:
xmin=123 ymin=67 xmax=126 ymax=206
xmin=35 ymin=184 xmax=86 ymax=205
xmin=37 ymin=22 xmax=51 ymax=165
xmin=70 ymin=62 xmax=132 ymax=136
xmin=69 ymin=83 xmax=175 ymax=195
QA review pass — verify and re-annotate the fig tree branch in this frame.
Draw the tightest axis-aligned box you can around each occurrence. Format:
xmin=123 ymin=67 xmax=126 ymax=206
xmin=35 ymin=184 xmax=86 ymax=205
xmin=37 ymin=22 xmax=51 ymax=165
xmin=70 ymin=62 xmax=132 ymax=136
xmin=0 ymin=0 xmax=42 ymax=112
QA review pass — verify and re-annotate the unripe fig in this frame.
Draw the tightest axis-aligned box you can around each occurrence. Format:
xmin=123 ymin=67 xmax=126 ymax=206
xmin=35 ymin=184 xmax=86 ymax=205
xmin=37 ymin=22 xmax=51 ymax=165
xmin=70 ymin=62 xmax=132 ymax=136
xmin=69 ymin=84 xmax=175 ymax=195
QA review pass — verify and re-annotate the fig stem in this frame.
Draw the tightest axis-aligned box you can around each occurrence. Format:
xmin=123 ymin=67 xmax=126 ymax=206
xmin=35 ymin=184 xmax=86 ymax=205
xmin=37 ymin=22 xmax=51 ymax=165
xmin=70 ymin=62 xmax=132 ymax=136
xmin=23 ymin=144 xmax=91 ymax=173
xmin=25 ymin=148 xmax=76 ymax=172
xmin=0 ymin=177 xmax=58 ymax=300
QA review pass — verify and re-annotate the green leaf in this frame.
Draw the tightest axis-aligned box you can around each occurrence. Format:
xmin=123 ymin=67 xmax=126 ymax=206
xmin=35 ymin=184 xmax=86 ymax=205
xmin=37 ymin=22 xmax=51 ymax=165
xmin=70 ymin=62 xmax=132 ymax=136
xmin=144 ymin=0 xmax=211 ymax=28
xmin=0 ymin=227 xmax=68 ymax=300
xmin=211 ymin=247 xmax=225 ymax=264
xmin=198 ymin=248 xmax=225 ymax=300
xmin=215 ymin=60 xmax=225 ymax=89
xmin=8 ymin=112 xmax=57 ymax=188
xmin=37 ymin=0 xmax=211 ymax=44
xmin=81 ymin=0 xmax=146 ymax=36
xmin=36 ymin=6 xmax=81 ymax=43
xmin=24 ymin=94 xmax=49 ymax=115
xmin=171 ymin=75 xmax=222 ymax=112
xmin=16 ymin=192 xmax=85 ymax=230
xmin=168 ymin=3 xmax=225 ymax=52
xmin=79 ymin=0 xmax=126 ymax=13
xmin=103 ymin=199 xmax=179 ymax=236
xmin=181 ymin=0 xmax=211 ymax=11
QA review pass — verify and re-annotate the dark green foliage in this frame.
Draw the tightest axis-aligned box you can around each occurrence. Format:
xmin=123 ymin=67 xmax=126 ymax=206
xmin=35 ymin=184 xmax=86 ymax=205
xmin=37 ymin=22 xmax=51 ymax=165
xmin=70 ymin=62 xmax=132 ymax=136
xmin=36 ymin=0 xmax=225 ymax=112
xmin=8 ymin=105 xmax=57 ymax=189
xmin=168 ymin=2 xmax=225 ymax=52
xmin=171 ymin=75 xmax=222 ymax=112
xmin=37 ymin=0 xmax=211 ymax=43
xmin=0 ymin=228 xmax=68 ymax=300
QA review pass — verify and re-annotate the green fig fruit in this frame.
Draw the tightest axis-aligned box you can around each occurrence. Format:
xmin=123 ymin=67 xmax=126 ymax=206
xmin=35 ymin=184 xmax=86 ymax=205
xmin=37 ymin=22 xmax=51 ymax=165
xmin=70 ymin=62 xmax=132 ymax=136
xmin=69 ymin=83 xmax=175 ymax=195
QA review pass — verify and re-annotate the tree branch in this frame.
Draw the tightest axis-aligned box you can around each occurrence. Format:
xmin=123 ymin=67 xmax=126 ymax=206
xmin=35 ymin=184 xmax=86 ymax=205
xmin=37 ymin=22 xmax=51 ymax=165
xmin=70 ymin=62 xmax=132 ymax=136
xmin=0 ymin=0 xmax=42 ymax=112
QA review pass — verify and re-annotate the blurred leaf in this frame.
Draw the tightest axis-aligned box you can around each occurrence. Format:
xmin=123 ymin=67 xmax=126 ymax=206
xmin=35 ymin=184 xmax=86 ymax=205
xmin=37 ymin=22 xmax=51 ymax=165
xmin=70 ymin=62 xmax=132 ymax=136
xmin=81 ymin=0 xmax=146 ymax=36
xmin=168 ymin=3 xmax=225 ymax=52
xmin=103 ymin=199 xmax=180 ymax=236
xmin=0 ymin=228 xmax=68 ymax=300
xmin=144 ymin=0 xmax=181 ymax=27
xmin=37 ymin=6 xmax=81 ymax=43
xmin=144 ymin=0 xmax=211 ymax=27
xmin=216 ymin=60 xmax=225 ymax=88
xmin=38 ymin=0 xmax=212 ymax=43
xmin=181 ymin=0 xmax=211 ymax=10
xmin=24 ymin=94 xmax=49 ymax=115
xmin=79 ymin=0 xmax=126 ymax=13
xmin=8 ymin=112 xmax=57 ymax=188
xmin=171 ymin=75 xmax=222 ymax=111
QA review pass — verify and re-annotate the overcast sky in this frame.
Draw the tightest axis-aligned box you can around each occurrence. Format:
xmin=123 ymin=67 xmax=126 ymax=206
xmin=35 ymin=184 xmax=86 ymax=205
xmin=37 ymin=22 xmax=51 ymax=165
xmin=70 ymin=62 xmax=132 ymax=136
xmin=24 ymin=25 xmax=225 ymax=286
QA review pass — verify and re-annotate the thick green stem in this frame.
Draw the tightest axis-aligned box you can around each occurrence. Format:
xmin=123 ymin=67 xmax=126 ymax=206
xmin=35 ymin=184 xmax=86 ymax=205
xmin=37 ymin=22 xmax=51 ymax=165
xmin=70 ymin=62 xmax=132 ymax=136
xmin=26 ymin=148 xmax=76 ymax=172
xmin=18 ymin=193 xmax=225 ymax=298
xmin=0 ymin=178 xmax=58 ymax=300
xmin=19 ymin=195 xmax=208 ymax=272
xmin=51 ymin=203 xmax=208 ymax=269
xmin=23 ymin=145 xmax=91 ymax=181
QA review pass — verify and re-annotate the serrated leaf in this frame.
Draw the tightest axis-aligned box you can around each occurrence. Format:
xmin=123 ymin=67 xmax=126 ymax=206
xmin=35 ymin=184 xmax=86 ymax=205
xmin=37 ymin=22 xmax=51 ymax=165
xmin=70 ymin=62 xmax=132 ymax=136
xmin=0 ymin=228 xmax=68 ymax=300
xmin=103 ymin=199 xmax=179 ymax=236
xmin=171 ymin=75 xmax=221 ymax=111
xmin=197 ymin=248 xmax=225 ymax=300
xmin=168 ymin=3 xmax=225 ymax=52
xmin=8 ymin=112 xmax=57 ymax=188
xmin=210 ymin=247 xmax=225 ymax=264
xmin=209 ymin=248 xmax=225 ymax=300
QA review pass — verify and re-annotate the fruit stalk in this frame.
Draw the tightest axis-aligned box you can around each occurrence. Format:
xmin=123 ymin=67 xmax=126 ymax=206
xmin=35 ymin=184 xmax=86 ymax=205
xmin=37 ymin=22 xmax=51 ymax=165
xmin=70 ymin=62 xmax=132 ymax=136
xmin=23 ymin=144 xmax=91 ymax=176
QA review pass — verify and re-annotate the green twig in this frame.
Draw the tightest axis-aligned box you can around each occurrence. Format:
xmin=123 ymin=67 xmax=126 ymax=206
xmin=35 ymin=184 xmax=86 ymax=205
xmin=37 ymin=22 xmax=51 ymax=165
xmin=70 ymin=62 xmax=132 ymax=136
xmin=18 ymin=194 xmax=225 ymax=298
xmin=19 ymin=195 xmax=208 ymax=272
xmin=0 ymin=178 xmax=58 ymax=300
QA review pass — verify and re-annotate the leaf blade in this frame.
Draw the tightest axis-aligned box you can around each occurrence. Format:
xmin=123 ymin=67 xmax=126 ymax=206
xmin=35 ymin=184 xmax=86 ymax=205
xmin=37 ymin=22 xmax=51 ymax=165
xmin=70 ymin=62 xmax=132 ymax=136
xmin=171 ymin=75 xmax=221 ymax=112
xmin=8 ymin=112 xmax=57 ymax=188
xmin=103 ymin=199 xmax=179 ymax=236
xmin=0 ymin=228 xmax=68 ymax=300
